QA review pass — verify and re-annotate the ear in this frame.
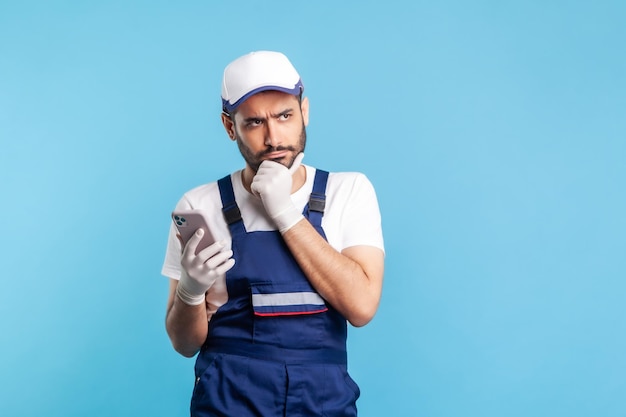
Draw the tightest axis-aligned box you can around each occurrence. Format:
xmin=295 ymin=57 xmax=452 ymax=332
xmin=300 ymin=96 xmax=310 ymax=127
xmin=221 ymin=112 xmax=236 ymax=141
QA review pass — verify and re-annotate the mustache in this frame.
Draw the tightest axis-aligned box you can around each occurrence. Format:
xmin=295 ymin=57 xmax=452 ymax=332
xmin=256 ymin=146 xmax=297 ymax=158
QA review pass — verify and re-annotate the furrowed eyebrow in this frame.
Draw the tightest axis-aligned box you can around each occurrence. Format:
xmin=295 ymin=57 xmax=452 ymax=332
xmin=273 ymin=108 xmax=295 ymax=118
xmin=243 ymin=116 xmax=266 ymax=124
xmin=242 ymin=108 xmax=294 ymax=124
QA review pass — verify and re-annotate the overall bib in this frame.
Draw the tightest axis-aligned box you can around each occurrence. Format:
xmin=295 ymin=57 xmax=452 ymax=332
xmin=190 ymin=169 xmax=360 ymax=417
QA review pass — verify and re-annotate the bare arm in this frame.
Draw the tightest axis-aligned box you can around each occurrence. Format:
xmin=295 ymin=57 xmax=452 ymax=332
xmin=282 ymin=219 xmax=384 ymax=327
xmin=165 ymin=279 xmax=209 ymax=357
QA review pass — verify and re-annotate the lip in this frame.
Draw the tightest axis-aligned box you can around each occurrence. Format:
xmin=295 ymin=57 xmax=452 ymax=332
xmin=264 ymin=150 xmax=289 ymax=159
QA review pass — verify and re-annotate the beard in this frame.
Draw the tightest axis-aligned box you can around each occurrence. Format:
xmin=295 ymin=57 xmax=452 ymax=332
xmin=235 ymin=122 xmax=307 ymax=172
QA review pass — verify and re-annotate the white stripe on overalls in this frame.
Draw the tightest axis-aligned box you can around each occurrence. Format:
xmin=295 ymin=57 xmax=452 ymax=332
xmin=252 ymin=292 xmax=325 ymax=307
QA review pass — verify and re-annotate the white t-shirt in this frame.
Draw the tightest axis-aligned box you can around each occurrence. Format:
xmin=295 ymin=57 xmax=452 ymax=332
xmin=162 ymin=165 xmax=384 ymax=318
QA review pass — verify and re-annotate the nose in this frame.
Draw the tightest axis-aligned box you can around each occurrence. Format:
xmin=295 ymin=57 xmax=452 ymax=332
xmin=264 ymin=120 xmax=281 ymax=147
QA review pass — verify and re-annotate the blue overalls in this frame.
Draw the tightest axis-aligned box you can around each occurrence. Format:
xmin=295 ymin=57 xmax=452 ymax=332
xmin=190 ymin=169 xmax=360 ymax=417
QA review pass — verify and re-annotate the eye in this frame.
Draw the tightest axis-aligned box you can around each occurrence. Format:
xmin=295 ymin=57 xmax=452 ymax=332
xmin=246 ymin=119 xmax=263 ymax=128
xmin=279 ymin=113 xmax=291 ymax=121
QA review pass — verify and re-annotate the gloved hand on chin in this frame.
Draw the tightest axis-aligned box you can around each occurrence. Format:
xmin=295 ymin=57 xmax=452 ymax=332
xmin=251 ymin=153 xmax=305 ymax=233
xmin=177 ymin=229 xmax=235 ymax=306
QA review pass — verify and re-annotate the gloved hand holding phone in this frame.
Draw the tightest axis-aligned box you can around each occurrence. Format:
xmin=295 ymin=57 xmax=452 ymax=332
xmin=177 ymin=229 xmax=235 ymax=306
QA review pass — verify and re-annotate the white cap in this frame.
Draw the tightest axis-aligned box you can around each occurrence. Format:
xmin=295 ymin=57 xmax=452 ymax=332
xmin=221 ymin=51 xmax=303 ymax=113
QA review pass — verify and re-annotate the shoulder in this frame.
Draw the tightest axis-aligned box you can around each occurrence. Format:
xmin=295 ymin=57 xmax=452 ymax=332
xmin=176 ymin=171 xmax=239 ymax=210
xmin=179 ymin=182 xmax=219 ymax=207
xmin=319 ymin=170 xmax=380 ymax=211
xmin=327 ymin=171 xmax=371 ymax=183
xmin=309 ymin=166 xmax=371 ymax=184
xmin=325 ymin=171 xmax=377 ymax=194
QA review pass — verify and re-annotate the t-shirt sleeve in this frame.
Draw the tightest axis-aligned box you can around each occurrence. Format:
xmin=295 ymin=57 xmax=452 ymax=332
xmin=338 ymin=173 xmax=385 ymax=253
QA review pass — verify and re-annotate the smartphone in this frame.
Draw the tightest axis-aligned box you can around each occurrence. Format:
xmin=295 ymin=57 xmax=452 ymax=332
xmin=171 ymin=210 xmax=216 ymax=255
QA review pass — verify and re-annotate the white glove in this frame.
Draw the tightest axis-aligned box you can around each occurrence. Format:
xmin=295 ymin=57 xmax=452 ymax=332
xmin=251 ymin=153 xmax=305 ymax=233
xmin=177 ymin=229 xmax=235 ymax=306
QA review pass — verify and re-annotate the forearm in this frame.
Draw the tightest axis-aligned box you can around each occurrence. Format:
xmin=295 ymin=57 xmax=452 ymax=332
xmin=165 ymin=283 xmax=209 ymax=357
xmin=282 ymin=219 xmax=384 ymax=327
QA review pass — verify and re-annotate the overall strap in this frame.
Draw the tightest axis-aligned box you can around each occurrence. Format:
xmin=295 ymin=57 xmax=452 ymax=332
xmin=305 ymin=169 xmax=329 ymax=228
xmin=217 ymin=175 xmax=246 ymax=236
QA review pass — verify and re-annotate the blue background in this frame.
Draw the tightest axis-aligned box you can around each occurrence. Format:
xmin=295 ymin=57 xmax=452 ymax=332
xmin=1 ymin=1 xmax=625 ymax=416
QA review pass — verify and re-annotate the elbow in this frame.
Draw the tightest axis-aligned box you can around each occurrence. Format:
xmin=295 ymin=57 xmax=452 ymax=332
xmin=171 ymin=340 xmax=201 ymax=358
xmin=346 ymin=302 xmax=379 ymax=328
xmin=166 ymin=323 xmax=203 ymax=358
xmin=348 ymin=317 xmax=371 ymax=328
xmin=178 ymin=348 xmax=200 ymax=359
